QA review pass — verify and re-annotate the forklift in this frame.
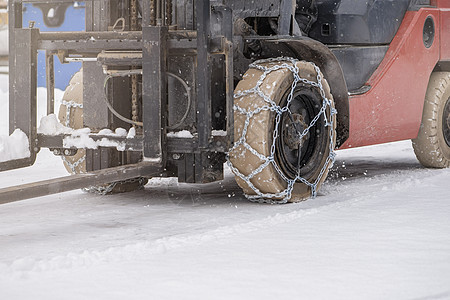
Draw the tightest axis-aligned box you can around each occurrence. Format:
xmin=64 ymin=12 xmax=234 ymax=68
xmin=1 ymin=0 xmax=449 ymax=204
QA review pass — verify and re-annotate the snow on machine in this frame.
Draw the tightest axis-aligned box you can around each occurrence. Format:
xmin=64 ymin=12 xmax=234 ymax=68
xmin=1 ymin=0 xmax=449 ymax=203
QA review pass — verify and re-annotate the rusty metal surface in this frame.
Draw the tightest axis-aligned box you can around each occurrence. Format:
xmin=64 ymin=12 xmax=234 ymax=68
xmin=0 ymin=162 xmax=159 ymax=204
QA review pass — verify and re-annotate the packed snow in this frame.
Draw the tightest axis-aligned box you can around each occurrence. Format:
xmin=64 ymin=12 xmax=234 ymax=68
xmin=98 ymin=128 xmax=128 ymax=137
xmin=127 ymin=127 xmax=136 ymax=139
xmin=0 ymin=129 xmax=30 ymax=162
xmin=212 ymin=130 xmax=227 ymax=136
xmin=0 ymin=76 xmax=65 ymax=136
xmin=62 ymin=129 xmax=129 ymax=152
xmin=61 ymin=126 xmax=136 ymax=152
xmin=1 ymin=72 xmax=450 ymax=300
xmin=167 ymin=130 xmax=194 ymax=138
xmin=37 ymin=114 xmax=73 ymax=135
xmin=0 ymin=23 xmax=7 ymax=56
xmin=37 ymin=114 xmax=135 ymax=152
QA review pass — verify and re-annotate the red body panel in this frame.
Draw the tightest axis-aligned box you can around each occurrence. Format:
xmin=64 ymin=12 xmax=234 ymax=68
xmin=432 ymin=0 xmax=450 ymax=9
xmin=340 ymin=7 xmax=450 ymax=149
xmin=439 ymin=8 xmax=450 ymax=60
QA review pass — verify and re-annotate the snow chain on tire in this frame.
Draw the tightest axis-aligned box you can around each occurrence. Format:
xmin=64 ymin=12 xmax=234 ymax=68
xmin=227 ymin=57 xmax=337 ymax=204
xmin=59 ymin=71 xmax=86 ymax=175
xmin=59 ymin=70 xmax=147 ymax=195
xmin=82 ymin=177 xmax=148 ymax=195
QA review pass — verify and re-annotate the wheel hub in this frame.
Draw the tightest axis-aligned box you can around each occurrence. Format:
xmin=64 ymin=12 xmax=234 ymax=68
xmin=444 ymin=97 xmax=450 ymax=147
xmin=283 ymin=113 xmax=310 ymax=150
xmin=276 ymin=87 xmax=325 ymax=180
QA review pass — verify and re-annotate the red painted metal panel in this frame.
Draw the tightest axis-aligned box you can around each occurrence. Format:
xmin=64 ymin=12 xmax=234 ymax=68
xmin=440 ymin=8 xmax=450 ymax=60
xmin=432 ymin=0 xmax=450 ymax=9
xmin=340 ymin=9 xmax=441 ymax=149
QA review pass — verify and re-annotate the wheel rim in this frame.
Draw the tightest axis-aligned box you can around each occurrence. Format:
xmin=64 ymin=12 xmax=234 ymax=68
xmin=275 ymin=86 xmax=326 ymax=180
xmin=444 ymin=96 xmax=450 ymax=147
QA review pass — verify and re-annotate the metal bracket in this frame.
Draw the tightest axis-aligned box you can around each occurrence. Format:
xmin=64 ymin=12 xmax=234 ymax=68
xmin=1 ymin=25 xmax=40 ymax=172
xmin=142 ymin=25 xmax=168 ymax=165
xmin=0 ymin=162 xmax=158 ymax=204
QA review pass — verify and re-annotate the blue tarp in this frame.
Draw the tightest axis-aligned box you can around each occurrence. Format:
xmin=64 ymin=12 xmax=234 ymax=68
xmin=22 ymin=3 xmax=85 ymax=90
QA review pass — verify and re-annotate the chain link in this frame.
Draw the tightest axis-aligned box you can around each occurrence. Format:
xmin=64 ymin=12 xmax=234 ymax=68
xmin=61 ymin=155 xmax=85 ymax=174
xmin=83 ymin=181 xmax=118 ymax=195
xmin=61 ymin=100 xmax=83 ymax=127
xmin=227 ymin=57 xmax=337 ymax=204
xmin=82 ymin=177 xmax=147 ymax=195
xmin=60 ymin=100 xmax=86 ymax=173
xmin=61 ymin=96 xmax=147 ymax=195
xmin=130 ymin=0 xmax=140 ymax=128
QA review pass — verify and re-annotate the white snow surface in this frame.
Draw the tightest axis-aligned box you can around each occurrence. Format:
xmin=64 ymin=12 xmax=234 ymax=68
xmin=98 ymin=128 xmax=128 ymax=137
xmin=0 ymin=27 xmax=7 ymax=56
xmin=167 ymin=130 xmax=194 ymax=138
xmin=0 ymin=75 xmax=66 ymax=137
xmin=38 ymin=113 xmax=133 ymax=152
xmin=0 ymin=129 xmax=30 ymax=162
xmin=1 ymin=73 xmax=450 ymax=299
xmin=62 ymin=127 xmax=133 ymax=151
xmin=212 ymin=130 xmax=227 ymax=136
xmin=63 ymin=131 xmax=127 ymax=151
xmin=127 ymin=127 xmax=136 ymax=139
xmin=38 ymin=114 xmax=74 ymax=135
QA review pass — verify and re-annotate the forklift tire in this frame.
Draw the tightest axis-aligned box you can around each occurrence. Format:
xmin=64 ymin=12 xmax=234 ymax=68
xmin=58 ymin=69 xmax=148 ymax=193
xmin=412 ymin=72 xmax=450 ymax=168
xmin=229 ymin=60 xmax=336 ymax=202
xmin=58 ymin=70 xmax=85 ymax=175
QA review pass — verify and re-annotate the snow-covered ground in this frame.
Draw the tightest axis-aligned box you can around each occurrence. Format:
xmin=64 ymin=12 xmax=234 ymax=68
xmin=1 ymin=72 xmax=450 ymax=299
xmin=0 ymin=29 xmax=7 ymax=56
xmin=0 ymin=9 xmax=7 ymax=56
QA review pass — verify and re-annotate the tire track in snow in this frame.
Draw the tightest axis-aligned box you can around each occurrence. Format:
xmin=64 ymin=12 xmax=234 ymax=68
xmin=0 ymin=204 xmax=329 ymax=278
xmin=1 ymin=166 xmax=447 ymax=278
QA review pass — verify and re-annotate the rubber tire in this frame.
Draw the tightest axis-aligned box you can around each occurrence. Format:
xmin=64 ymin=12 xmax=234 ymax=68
xmin=412 ymin=72 xmax=450 ymax=168
xmin=58 ymin=70 xmax=85 ymax=174
xmin=58 ymin=70 xmax=148 ymax=193
xmin=229 ymin=60 xmax=336 ymax=202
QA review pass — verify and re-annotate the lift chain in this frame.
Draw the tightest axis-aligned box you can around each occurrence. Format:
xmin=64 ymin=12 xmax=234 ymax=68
xmin=130 ymin=0 xmax=140 ymax=127
xmin=131 ymin=75 xmax=139 ymax=126
xmin=150 ymin=0 xmax=156 ymax=26
xmin=227 ymin=57 xmax=337 ymax=204
xmin=166 ymin=0 xmax=173 ymax=26
xmin=130 ymin=0 xmax=139 ymax=31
